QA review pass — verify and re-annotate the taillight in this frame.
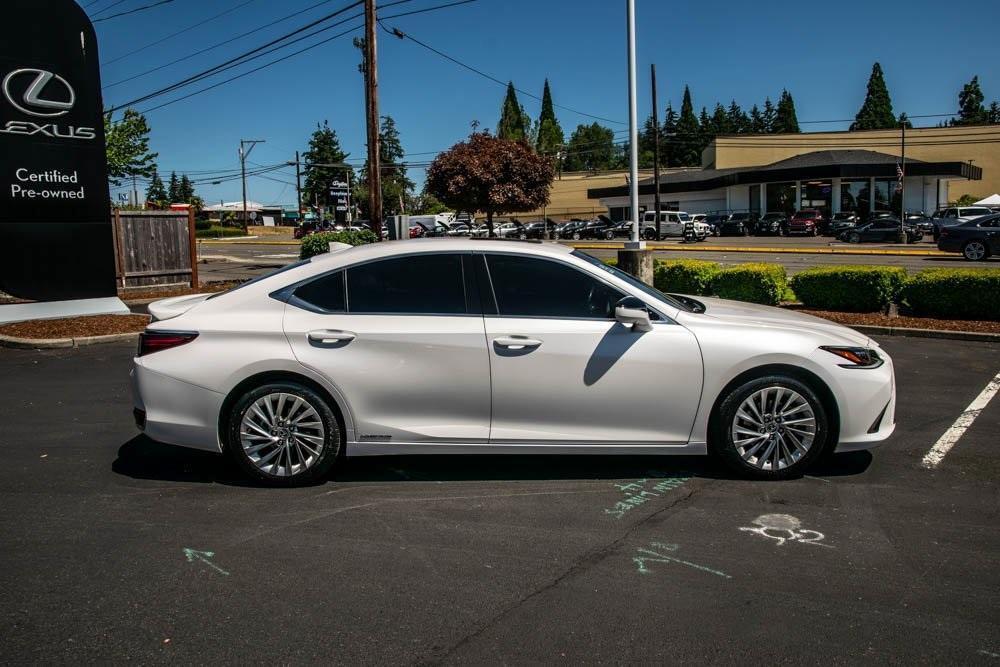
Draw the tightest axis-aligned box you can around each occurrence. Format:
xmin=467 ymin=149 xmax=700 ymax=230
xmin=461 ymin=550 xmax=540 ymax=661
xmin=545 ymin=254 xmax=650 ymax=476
xmin=138 ymin=331 xmax=198 ymax=357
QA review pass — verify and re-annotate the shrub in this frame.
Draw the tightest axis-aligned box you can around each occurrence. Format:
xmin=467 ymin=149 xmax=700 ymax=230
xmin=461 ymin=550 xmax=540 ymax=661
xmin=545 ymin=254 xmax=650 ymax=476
xmin=299 ymin=229 xmax=379 ymax=259
xmin=195 ymin=225 xmax=246 ymax=239
xmin=901 ymin=269 xmax=1000 ymax=320
xmin=194 ymin=219 xmax=212 ymax=231
xmin=654 ymin=259 xmax=721 ymax=295
xmin=790 ymin=265 xmax=907 ymax=312
xmin=711 ymin=263 xmax=787 ymax=305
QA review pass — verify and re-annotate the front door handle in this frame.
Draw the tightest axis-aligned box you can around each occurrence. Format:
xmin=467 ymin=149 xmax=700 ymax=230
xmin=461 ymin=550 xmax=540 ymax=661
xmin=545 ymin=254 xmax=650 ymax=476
xmin=493 ymin=336 xmax=542 ymax=350
xmin=308 ymin=329 xmax=356 ymax=344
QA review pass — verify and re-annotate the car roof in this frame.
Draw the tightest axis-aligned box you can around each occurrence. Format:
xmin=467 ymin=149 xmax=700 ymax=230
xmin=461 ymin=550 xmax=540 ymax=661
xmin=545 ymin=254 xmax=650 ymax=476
xmin=309 ymin=238 xmax=574 ymax=268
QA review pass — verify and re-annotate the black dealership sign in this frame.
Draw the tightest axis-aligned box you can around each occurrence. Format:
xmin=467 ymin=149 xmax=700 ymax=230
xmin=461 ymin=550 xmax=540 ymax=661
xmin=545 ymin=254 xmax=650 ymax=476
xmin=0 ymin=0 xmax=116 ymax=301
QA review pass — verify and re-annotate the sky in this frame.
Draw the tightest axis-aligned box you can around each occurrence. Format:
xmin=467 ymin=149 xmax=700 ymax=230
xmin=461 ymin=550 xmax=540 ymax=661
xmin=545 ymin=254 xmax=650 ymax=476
xmin=88 ymin=0 xmax=1000 ymax=207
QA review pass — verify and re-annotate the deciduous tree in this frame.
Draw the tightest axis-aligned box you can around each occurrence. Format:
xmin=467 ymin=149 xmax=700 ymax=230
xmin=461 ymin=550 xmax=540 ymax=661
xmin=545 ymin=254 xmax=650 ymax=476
xmin=562 ymin=123 xmax=618 ymax=172
xmin=105 ymin=108 xmax=158 ymax=186
xmin=425 ymin=132 xmax=554 ymax=235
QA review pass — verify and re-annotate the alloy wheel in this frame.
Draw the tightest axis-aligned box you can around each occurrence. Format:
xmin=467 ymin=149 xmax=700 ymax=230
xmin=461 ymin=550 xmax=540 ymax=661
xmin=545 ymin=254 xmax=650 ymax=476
xmin=731 ymin=387 xmax=816 ymax=471
xmin=964 ymin=241 xmax=987 ymax=261
xmin=239 ymin=392 xmax=326 ymax=477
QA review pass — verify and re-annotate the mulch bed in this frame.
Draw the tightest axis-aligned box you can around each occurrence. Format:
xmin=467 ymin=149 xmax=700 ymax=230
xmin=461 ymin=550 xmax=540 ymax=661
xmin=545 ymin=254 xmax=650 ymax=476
xmin=0 ymin=314 xmax=150 ymax=340
xmin=121 ymin=281 xmax=241 ymax=302
xmin=796 ymin=309 xmax=1000 ymax=334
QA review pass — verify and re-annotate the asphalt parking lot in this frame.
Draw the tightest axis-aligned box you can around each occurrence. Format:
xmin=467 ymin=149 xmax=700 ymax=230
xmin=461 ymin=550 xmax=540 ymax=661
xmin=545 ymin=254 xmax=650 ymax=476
xmin=1 ymin=336 xmax=998 ymax=663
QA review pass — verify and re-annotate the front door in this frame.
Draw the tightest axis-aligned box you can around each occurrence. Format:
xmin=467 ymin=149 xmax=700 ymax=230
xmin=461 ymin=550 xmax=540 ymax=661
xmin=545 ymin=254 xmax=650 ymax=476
xmin=479 ymin=253 xmax=703 ymax=444
xmin=283 ymin=252 xmax=491 ymax=444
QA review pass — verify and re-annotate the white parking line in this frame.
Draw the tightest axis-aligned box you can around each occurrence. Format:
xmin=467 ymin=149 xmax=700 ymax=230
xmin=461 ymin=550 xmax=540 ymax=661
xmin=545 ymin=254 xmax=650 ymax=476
xmin=922 ymin=371 xmax=1000 ymax=468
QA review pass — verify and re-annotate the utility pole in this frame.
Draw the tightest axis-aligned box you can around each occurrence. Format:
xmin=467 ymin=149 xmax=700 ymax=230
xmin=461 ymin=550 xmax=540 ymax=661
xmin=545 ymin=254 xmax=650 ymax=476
xmin=363 ymin=0 xmax=382 ymax=237
xmin=899 ymin=119 xmax=907 ymax=243
xmin=239 ymin=139 xmax=265 ymax=230
xmin=651 ymin=63 xmax=661 ymax=241
xmin=294 ymin=150 xmax=302 ymax=216
xmin=131 ymin=174 xmax=138 ymax=209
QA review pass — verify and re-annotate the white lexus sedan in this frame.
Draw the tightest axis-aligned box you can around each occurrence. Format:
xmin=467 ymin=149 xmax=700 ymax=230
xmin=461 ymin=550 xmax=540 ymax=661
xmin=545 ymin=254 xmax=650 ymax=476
xmin=131 ymin=239 xmax=895 ymax=486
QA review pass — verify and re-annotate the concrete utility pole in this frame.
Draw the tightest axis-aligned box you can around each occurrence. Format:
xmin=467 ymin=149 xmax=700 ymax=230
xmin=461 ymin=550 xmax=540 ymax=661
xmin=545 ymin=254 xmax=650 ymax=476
xmin=363 ymin=0 xmax=382 ymax=237
xmin=651 ymin=63 xmax=661 ymax=241
xmin=239 ymin=139 xmax=264 ymax=230
xmin=294 ymin=150 xmax=302 ymax=216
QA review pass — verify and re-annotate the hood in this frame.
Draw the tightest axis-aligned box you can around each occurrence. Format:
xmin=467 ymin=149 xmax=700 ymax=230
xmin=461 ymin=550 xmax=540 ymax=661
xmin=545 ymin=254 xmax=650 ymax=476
xmin=148 ymin=293 xmax=213 ymax=321
xmin=691 ymin=296 xmax=872 ymax=346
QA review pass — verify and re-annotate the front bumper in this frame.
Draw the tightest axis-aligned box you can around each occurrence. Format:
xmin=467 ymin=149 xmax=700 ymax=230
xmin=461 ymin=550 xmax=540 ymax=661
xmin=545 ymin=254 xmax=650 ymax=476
xmin=831 ymin=349 xmax=896 ymax=452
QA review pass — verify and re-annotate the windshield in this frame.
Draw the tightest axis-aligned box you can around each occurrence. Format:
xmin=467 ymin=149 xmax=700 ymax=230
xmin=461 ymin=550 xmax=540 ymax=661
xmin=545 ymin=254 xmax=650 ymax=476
xmin=572 ymin=250 xmax=692 ymax=313
xmin=678 ymin=213 xmax=691 ymax=221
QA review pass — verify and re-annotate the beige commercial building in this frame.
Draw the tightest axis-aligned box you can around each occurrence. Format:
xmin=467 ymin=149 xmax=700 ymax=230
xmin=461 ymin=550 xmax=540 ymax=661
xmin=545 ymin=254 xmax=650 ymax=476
xmin=587 ymin=125 xmax=995 ymax=220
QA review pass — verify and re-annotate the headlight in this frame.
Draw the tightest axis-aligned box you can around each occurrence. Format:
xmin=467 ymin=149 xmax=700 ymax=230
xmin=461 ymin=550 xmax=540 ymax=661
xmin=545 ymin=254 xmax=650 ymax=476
xmin=820 ymin=346 xmax=883 ymax=368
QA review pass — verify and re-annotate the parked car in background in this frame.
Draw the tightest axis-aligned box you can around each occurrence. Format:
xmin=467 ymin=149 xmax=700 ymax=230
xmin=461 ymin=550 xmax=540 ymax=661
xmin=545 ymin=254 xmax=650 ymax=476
xmin=520 ymin=221 xmax=550 ymax=239
xmin=788 ymin=209 xmax=823 ymax=236
xmin=928 ymin=206 xmax=993 ymax=241
xmin=838 ymin=218 xmax=922 ymax=244
xmin=641 ymin=210 xmax=706 ymax=240
xmin=936 ymin=214 xmax=1000 ymax=261
xmin=690 ymin=213 xmax=707 ymax=225
xmin=706 ymin=213 xmax=755 ymax=236
xmin=293 ymin=220 xmax=332 ymax=239
xmin=573 ymin=218 xmax=618 ymax=240
xmin=754 ymin=212 xmax=787 ymax=236
xmin=446 ymin=222 xmax=474 ymax=237
xmin=827 ymin=212 xmax=858 ymax=236
xmin=904 ymin=212 xmax=934 ymax=236
xmin=557 ymin=219 xmax=589 ymax=240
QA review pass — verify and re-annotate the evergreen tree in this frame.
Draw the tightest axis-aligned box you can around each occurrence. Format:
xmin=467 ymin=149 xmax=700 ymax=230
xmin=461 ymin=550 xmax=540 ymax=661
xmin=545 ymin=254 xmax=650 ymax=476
xmin=749 ymin=104 xmax=765 ymax=133
xmin=562 ymin=123 xmax=617 ymax=172
xmin=898 ymin=112 xmax=913 ymax=129
xmin=178 ymin=174 xmax=194 ymax=202
xmin=535 ymin=79 xmax=565 ymax=157
xmin=727 ymin=100 xmax=749 ymax=134
xmin=989 ymin=101 xmax=1000 ymax=124
xmin=661 ymin=102 xmax=678 ymax=167
xmin=167 ymin=171 xmax=179 ymax=203
xmin=954 ymin=76 xmax=987 ymax=126
xmin=850 ymin=62 xmax=897 ymax=130
xmin=497 ymin=81 xmax=531 ymax=142
xmin=638 ymin=114 xmax=659 ymax=168
xmin=762 ymin=97 xmax=777 ymax=133
xmin=711 ymin=103 xmax=731 ymax=136
xmin=356 ymin=116 xmax=415 ymax=217
xmin=302 ymin=120 xmax=351 ymax=211
xmin=698 ymin=107 xmax=712 ymax=154
xmin=673 ymin=86 xmax=702 ymax=166
xmin=773 ymin=89 xmax=800 ymax=133
xmin=145 ymin=169 xmax=167 ymax=209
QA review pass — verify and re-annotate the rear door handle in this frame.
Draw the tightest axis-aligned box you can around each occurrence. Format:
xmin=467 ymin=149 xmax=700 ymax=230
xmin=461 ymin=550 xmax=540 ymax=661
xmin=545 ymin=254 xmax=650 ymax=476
xmin=493 ymin=336 xmax=542 ymax=350
xmin=308 ymin=329 xmax=356 ymax=344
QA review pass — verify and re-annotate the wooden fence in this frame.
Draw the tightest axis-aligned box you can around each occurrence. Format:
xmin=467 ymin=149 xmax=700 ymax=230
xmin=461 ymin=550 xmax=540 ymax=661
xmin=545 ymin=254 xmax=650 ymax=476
xmin=112 ymin=210 xmax=198 ymax=290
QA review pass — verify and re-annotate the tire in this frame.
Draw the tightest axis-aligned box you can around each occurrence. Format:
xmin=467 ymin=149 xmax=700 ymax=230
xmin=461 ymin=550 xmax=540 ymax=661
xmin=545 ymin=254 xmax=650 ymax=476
xmin=226 ymin=382 xmax=342 ymax=487
xmin=605 ymin=230 xmax=615 ymax=240
xmin=518 ymin=232 xmax=527 ymax=240
xmin=711 ymin=375 xmax=829 ymax=480
xmin=848 ymin=232 xmax=861 ymax=244
xmin=572 ymin=232 xmax=581 ymax=240
xmin=963 ymin=239 xmax=989 ymax=261
xmin=643 ymin=228 xmax=656 ymax=241
xmin=811 ymin=227 xmax=818 ymax=237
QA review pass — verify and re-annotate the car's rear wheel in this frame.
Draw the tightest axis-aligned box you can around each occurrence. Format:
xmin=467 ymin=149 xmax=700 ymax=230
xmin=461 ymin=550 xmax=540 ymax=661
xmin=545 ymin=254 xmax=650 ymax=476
xmin=572 ymin=232 xmax=581 ymax=240
xmin=643 ymin=228 xmax=657 ymax=241
xmin=605 ymin=230 xmax=615 ymax=240
xmin=848 ymin=232 xmax=861 ymax=244
xmin=963 ymin=240 xmax=989 ymax=261
xmin=226 ymin=382 xmax=341 ymax=486
xmin=712 ymin=375 xmax=829 ymax=480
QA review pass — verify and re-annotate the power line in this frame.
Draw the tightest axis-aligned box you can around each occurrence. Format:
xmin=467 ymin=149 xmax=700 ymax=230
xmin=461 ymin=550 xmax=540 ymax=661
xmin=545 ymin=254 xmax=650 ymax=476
xmin=379 ymin=21 xmax=626 ymax=126
xmin=93 ymin=0 xmax=174 ymax=22
xmin=101 ymin=0 xmax=262 ymax=68
xmin=106 ymin=0 xmax=367 ymax=112
xmin=90 ymin=0 xmax=134 ymax=17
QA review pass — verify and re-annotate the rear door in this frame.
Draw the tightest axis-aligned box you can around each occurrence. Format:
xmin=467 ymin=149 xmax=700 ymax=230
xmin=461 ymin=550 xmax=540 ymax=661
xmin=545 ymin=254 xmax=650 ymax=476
xmin=283 ymin=252 xmax=491 ymax=444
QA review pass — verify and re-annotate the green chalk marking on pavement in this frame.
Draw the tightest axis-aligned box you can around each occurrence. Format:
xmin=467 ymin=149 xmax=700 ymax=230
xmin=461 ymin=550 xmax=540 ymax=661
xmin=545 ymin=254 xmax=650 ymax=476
xmin=183 ymin=548 xmax=230 ymax=576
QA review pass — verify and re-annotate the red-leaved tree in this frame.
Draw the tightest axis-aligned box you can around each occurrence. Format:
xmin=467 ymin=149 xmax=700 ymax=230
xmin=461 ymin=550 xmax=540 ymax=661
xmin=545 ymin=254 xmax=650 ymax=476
xmin=425 ymin=132 xmax=554 ymax=236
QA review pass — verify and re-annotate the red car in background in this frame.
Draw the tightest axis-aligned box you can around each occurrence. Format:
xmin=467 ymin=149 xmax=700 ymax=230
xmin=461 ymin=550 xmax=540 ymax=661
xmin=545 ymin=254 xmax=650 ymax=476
xmin=788 ymin=209 xmax=823 ymax=236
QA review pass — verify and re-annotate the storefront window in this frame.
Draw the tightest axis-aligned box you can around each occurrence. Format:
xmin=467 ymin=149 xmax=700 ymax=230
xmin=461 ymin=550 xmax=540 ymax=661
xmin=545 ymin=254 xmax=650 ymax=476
xmin=840 ymin=179 xmax=870 ymax=217
xmin=749 ymin=185 xmax=761 ymax=214
xmin=874 ymin=178 xmax=902 ymax=215
xmin=801 ymin=181 xmax=832 ymax=217
xmin=765 ymin=182 xmax=796 ymax=215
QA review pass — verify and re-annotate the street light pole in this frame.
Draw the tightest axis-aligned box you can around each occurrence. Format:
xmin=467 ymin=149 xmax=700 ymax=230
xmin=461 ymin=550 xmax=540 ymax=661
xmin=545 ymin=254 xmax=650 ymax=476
xmin=651 ymin=63 xmax=661 ymax=241
xmin=239 ymin=139 xmax=264 ymax=230
xmin=899 ymin=119 xmax=907 ymax=243
xmin=625 ymin=0 xmax=642 ymax=249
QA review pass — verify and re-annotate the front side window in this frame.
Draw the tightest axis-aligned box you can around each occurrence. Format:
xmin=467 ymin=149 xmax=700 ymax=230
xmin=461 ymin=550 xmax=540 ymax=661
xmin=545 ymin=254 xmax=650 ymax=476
xmin=485 ymin=254 xmax=623 ymax=319
xmin=347 ymin=254 xmax=466 ymax=314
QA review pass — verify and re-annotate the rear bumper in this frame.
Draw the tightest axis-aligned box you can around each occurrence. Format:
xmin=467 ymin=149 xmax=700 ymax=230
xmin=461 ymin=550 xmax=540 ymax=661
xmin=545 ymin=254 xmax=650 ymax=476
xmin=130 ymin=362 xmax=224 ymax=453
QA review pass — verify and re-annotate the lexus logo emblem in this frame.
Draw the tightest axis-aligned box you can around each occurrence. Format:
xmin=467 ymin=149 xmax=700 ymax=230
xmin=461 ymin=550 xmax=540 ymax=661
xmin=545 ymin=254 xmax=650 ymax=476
xmin=2 ymin=69 xmax=75 ymax=118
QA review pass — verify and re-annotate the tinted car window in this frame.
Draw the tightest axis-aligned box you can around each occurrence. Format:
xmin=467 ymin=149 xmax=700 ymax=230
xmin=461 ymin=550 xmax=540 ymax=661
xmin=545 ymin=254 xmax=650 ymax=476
xmin=293 ymin=271 xmax=345 ymax=312
xmin=347 ymin=254 xmax=466 ymax=314
xmin=486 ymin=254 xmax=623 ymax=319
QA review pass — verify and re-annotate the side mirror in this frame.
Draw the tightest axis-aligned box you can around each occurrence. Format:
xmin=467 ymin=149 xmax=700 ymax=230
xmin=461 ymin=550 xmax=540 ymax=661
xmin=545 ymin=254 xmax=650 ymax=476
xmin=615 ymin=296 xmax=653 ymax=333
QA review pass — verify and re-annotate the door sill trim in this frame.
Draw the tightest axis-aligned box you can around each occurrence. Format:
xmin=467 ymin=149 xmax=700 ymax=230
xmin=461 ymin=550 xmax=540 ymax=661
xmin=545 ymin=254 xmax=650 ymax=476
xmin=346 ymin=441 xmax=706 ymax=457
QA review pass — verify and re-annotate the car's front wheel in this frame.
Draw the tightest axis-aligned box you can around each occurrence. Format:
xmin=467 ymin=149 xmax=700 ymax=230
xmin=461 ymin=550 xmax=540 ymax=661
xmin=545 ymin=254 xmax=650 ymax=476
xmin=848 ymin=232 xmax=861 ymax=244
xmin=963 ymin=240 xmax=989 ymax=261
xmin=712 ymin=375 xmax=829 ymax=480
xmin=226 ymin=382 xmax=341 ymax=486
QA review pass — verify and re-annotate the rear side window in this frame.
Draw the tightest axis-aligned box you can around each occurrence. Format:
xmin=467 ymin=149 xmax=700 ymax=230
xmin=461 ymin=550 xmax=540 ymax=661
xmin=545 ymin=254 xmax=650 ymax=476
xmin=485 ymin=254 xmax=623 ymax=319
xmin=347 ymin=254 xmax=466 ymax=314
xmin=293 ymin=271 xmax=345 ymax=312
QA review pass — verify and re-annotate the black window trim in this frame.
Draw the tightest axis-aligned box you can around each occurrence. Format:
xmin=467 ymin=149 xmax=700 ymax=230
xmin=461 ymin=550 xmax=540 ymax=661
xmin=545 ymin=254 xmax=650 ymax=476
xmin=273 ymin=250 xmax=481 ymax=317
xmin=478 ymin=250 xmax=672 ymax=323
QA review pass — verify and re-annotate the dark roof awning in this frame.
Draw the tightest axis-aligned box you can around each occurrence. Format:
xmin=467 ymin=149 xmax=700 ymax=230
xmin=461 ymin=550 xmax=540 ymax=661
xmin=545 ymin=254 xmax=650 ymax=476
xmin=588 ymin=150 xmax=983 ymax=199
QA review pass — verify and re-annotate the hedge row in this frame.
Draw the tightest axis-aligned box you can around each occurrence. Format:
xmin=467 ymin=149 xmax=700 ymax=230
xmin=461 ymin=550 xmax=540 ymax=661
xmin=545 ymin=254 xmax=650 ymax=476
xmin=300 ymin=229 xmax=379 ymax=259
xmin=902 ymin=269 xmax=1000 ymax=320
xmin=653 ymin=259 xmax=788 ymax=306
xmin=790 ymin=266 xmax=907 ymax=312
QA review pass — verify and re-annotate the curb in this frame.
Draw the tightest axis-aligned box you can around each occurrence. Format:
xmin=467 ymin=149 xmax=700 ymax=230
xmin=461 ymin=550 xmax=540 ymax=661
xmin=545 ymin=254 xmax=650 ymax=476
xmin=569 ymin=242 xmax=949 ymax=257
xmin=0 ymin=331 xmax=141 ymax=350
xmin=848 ymin=325 xmax=1000 ymax=343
